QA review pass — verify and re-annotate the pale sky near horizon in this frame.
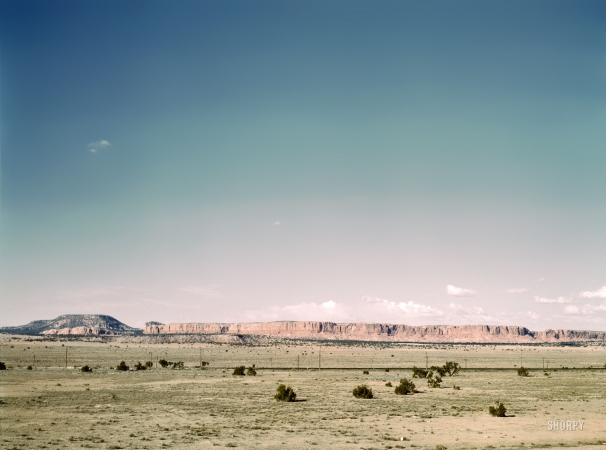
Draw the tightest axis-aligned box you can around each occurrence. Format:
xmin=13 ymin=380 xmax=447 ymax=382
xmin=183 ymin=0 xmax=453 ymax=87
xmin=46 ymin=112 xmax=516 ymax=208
xmin=1 ymin=0 xmax=605 ymax=330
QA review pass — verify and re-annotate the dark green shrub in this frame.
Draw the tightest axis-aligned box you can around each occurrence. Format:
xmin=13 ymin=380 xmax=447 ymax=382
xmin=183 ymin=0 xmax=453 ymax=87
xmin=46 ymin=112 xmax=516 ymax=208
xmin=27 ymin=365 xmax=33 ymax=370
xmin=430 ymin=365 xmax=447 ymax=377
xmin=394 ymin=378 xmax=416 ymax=395
xmin=145 ymin=361 xmax=154 ymax=368
xmin=233 ymin=366 xmax=246 ymax=376
xmin=385 ymin=368 xmax=389 ymax=372
xmin=488 ymin=401 xmax=507 ymax=417
xmin=385 ymin=382 xmax=392 ymax=387
xmin=362 ymin=370 xmax=369 ymax=375
xmin=116 ymin=361 xmax=129 ymax=371
xmin=134 ymin=362 xmax=147 ymax=371
xmin=443 ymin=362 xmax=460 ymax=376
xmin=412 ymin=367 xmax=428 ymax=378
xmin=0 ymin=362 xmax=6 ymax=370
xmin=81 ymin=365 xmax=93 ymax=373
xmin=453 ymin=385 xmax=461 ymax=390
xmin=246 ymin=365 xmax=257 ymax=376
xmin=426 ymin=371 xmax=442 ymax=388
xmin=353 ymin=385 xmax=373 ymax=399
xmin=517 ymin=367 xmax=529 ymax=377
xmin=158 ymin=359 xmax=169 ymax=368
xmin=171 ymin=361 xmax=184 ymax=369
xmin=274 ymin=384 xmax=297 ymax=402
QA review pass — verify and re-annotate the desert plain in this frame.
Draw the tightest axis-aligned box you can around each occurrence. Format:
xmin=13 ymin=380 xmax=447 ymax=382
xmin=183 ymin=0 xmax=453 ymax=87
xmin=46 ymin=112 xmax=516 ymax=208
xmin=1 ymin=335 xmax=605 ymax=450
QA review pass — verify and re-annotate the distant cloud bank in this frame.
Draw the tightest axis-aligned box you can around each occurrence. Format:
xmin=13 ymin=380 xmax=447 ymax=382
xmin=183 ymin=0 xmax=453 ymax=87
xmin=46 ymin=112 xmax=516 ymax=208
xmin=534 ymin=296 xmax=572 ymax=304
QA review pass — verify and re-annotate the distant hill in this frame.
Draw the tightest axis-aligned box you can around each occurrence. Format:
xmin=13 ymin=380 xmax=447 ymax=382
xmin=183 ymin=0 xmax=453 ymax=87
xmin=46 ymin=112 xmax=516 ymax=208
xmin=145 ymin=321 xmax=606 ymax=343
xmin=0 ymin=314 xmax=139 ymax=336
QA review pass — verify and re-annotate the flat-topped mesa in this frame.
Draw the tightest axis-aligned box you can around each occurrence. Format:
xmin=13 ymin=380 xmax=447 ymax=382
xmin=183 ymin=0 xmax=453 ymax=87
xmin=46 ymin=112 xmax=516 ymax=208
xmin=143 ymin=321 xmax=606 ymax=342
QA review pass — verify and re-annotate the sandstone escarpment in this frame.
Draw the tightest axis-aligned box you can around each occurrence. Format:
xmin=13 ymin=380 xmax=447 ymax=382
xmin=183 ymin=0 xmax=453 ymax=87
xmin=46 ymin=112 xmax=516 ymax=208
xmin=143 ymin=321 xmax=606 ymax=343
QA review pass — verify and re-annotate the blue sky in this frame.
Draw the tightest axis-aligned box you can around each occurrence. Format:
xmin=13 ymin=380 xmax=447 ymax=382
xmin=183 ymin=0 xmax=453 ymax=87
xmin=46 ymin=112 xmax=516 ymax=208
xmin=1 ymin=0 xmax=605 ymax=329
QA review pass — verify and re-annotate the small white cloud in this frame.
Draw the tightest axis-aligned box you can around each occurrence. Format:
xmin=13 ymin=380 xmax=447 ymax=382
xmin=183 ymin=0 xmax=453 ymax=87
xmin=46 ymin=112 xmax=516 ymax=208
xmin=534 ymin=296 xmax=572 ymax=304
xmin=321 ymin=300 xmax=336 ymax=309
xmin=86 ymin=139 xmax=111 ymax=153
xmin=579 ymin=286 xmax=606 ymax=299
xmin=446 ymin=285 xmax=476 ymax=297
xmin=395 ymin=301 xmax=443 ymax=317
xmin=527 ymin=311 xmax=539 ymax=320
xmin=506 ymin=288 xmax=529 ymax=294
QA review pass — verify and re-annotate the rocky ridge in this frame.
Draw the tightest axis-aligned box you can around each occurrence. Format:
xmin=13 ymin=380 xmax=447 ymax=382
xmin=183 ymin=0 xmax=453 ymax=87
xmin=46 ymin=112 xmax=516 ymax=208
xmin=144 ymin=321 xmax=606 ymax=343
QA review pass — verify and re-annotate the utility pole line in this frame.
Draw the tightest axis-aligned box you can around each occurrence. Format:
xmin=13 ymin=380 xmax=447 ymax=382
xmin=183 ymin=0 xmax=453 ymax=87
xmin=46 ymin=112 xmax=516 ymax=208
xmin=425 ymin=352 xmax=428 ymax=370
xmin=65 ymin=346 xmax=68 ymax=369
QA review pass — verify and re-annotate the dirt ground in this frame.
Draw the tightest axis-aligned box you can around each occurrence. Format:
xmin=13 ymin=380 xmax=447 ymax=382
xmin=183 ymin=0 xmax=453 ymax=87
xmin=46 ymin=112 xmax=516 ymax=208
xmin=1 ymin=335 xmax=605 ymax=449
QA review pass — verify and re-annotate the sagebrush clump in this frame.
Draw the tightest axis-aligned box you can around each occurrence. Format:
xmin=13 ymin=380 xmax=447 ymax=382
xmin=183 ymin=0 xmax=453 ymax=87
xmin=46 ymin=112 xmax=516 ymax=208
xmin=518 ymin=367 xmax=529 ymax=377
xmin=274 ymin=384 xmax=297 ymax=402
xmin=0 ymin=362 xmax=6 ymax=370
xmin=116 ymin=361 xmax=129 ymax=371
xmin=488 ymin=401 xmax=507 ymax=417
xmin=353 ymin=385 xmax=373 ymax=399
xmin=233 ymin=366 xmax=246 ymax=376
xmin=246 ymin=365 xmax=257 ymax=376
xmin=394 ymin=378 xmax=416 ymax=395
xmin=362 ymin=370 xmax=369 ymax=375
xmin=81 ymin=365 xmax=93 ymax=372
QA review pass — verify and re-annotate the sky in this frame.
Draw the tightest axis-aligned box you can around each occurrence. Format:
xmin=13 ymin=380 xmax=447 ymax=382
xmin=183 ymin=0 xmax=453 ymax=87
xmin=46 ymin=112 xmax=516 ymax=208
xmin=1 ymin=0 xmax=605 ymax=330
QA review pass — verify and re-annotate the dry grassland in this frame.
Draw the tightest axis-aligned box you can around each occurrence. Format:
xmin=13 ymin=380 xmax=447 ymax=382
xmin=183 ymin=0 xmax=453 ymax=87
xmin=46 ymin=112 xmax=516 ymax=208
xmin=1 ymin=335 xmax=605 ymax=449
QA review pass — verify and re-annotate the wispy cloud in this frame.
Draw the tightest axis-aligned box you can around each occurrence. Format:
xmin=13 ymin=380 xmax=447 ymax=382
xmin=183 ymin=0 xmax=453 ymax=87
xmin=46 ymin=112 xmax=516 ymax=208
xmin=527 ymin=311 xmax=540 ymax=320
xmin=446 ymin=284 xmax=476 ymax=297
xmin=564 ymin=303 xmax=606 ymax=315
xmin=534 ymin=296 xmax=572 ymax=304
xmin=181 ymin=285 xmax=222 ymax=297
xmin=448 ymin=303 xmax=493 ymax=321
xmin=86 ymin=139 xmax=111 ymax=153
xmin=579 ymin=286 xmax=606 ymax=299
xmin=506 ymin=288 xmax=529 ymax=294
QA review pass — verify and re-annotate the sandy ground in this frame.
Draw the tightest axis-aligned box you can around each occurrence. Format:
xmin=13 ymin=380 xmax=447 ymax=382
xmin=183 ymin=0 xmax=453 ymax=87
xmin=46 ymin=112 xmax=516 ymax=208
xmin=1 ymin=336 xmax=605 ymax=449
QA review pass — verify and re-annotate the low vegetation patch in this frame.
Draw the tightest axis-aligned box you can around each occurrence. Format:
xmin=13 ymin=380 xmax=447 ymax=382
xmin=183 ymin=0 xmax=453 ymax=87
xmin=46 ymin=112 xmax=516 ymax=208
xmin=246 ymin=365 xmax=257 ymax=376
xmin=385 ymin=382 xmax=392 ymax=387
xmin=488 ymin=401 xmax=507 ymax=417
xmin=133 ymin=362 xmax=147 ymax=371
xmin=353 ymin=385 xmax=373 ymax=399
xmin=363 ymin=370 xmax=369 ymax=375
xmin=394 ymin=378 xmax=416 ymax=395
xmin=81 ymin=365 xmax=93 ymax=372
xmin=274 ymin=384 xmax=297 ymax=402
xmin=0 ymin=362 xmax=6 ymax=370
xmin=158 ymin=359 xmax=184 ymax=369
xmin=233 ymin=366 xmax=246 ymax=376
xmin=116 ymin=361 xmax=129 ymax=371
xmin=517 ymin=367 xmax=529 ymax=377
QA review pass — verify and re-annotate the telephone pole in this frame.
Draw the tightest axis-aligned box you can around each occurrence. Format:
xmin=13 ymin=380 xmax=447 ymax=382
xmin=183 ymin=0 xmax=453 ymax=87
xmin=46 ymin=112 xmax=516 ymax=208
xmin=425 ymin=352 xmax=428 ymax=370
xmin=65 ymin=346 xmax=68 ymax=369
